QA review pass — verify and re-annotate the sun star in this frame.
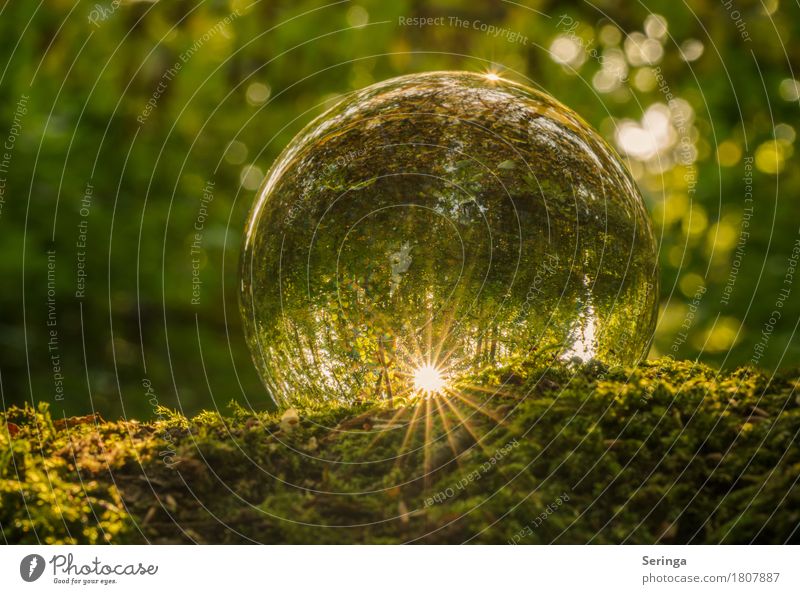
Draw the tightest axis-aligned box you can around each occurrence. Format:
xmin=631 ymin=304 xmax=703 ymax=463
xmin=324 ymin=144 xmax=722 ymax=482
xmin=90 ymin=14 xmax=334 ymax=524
xmin=413 ymin=364 xmax=446 ymax=394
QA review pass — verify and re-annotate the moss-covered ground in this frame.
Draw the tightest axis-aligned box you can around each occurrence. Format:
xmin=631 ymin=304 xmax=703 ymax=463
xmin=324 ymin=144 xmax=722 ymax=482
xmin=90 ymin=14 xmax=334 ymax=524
xmin=2 ymin=359 xmax=800 ymax=544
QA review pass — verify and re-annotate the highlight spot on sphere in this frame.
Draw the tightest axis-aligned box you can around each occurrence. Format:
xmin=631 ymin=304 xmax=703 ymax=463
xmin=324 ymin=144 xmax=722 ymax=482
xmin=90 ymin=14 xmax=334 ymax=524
xmin=240 ymin=71 xmax=659 ymax=406
xmin=413 ymin=364 xmax=447 ymax=395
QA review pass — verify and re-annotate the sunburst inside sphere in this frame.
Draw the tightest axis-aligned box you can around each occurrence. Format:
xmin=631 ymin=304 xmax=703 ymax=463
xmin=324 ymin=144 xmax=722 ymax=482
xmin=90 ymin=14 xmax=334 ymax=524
xmin=240 ymin=71 xmax=659 ymax=406
xmin=413 ymin=364 xmax=447 ymax=395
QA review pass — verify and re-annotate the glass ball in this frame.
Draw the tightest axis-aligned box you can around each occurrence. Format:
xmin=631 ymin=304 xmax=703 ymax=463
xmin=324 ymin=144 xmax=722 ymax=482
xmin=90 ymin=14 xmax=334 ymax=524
xmin=240 ymin=71 xmax=658 ymax=406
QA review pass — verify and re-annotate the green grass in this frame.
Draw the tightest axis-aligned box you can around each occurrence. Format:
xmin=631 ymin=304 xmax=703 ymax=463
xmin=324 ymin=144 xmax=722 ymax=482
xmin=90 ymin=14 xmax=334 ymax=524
xmin=2 ymin=358 xmax=799 ymax=544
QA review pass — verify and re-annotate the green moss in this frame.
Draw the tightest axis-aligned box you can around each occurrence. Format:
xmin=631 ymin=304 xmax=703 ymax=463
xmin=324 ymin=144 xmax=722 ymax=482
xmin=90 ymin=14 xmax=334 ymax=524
xmin=3 ymin=359 xmax=800 ymax=544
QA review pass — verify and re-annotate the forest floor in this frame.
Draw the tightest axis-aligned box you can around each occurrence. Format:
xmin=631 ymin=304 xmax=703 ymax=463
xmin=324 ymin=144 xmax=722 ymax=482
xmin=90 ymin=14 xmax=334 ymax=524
xmin=2 ymin=358 xmax=800 ymax=544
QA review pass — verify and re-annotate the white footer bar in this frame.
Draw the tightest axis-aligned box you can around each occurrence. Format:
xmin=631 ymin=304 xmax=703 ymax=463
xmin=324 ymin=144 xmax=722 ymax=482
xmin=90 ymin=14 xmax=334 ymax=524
xmin=1 ymin=545 xmax=797 ymax=593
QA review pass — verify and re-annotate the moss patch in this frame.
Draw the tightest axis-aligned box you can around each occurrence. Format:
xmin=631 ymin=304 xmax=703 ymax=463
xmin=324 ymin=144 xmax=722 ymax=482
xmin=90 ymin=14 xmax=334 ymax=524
xmin=3 ymin=359 xmax=800 ymax=544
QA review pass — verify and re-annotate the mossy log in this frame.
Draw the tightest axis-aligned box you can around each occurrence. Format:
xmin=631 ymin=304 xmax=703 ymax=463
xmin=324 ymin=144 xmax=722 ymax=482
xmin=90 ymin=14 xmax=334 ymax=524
xmin=2 ymin=359 xmax=799 ymax=544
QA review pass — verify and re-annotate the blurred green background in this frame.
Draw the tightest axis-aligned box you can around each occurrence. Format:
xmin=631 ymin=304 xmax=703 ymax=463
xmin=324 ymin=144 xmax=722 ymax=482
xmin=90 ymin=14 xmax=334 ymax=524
xmin=1 ymin=0 xmax=798 ymax=419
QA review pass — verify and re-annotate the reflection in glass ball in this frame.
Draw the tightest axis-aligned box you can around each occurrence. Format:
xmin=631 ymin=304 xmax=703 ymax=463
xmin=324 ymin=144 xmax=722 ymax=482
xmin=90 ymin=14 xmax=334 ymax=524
xmin=240 ymin=71 xmax=658 ymax=406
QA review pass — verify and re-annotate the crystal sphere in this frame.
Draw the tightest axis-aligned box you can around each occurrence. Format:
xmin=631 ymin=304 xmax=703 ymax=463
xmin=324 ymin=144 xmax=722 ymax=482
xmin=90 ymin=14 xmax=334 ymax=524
xmin=240 ymin=71 xmax=658 ymax=406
